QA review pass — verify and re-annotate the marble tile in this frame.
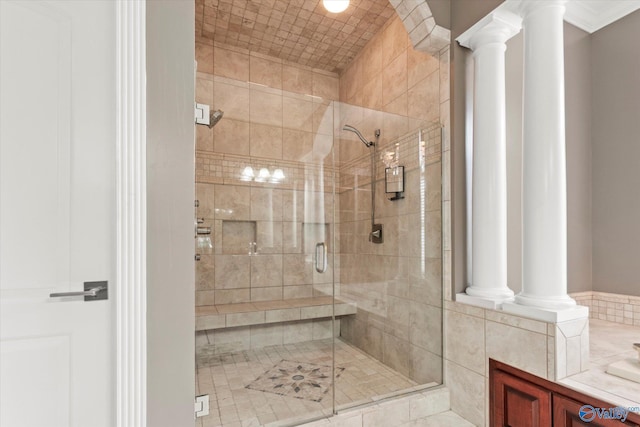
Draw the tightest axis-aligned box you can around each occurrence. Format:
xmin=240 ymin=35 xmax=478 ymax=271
xmin=445 ymin=361 xmax=485 ymax=427
xmin=403 ymin=411 xmax=475 ymax=427
xmin=312 ymin=101 xmax=334 ymax=136
xmin=439 ymin=47 xmax=450 ymax=103
xmin=283 ymin=285 xmax=313 ymax=299
xmin=411 ymin=346 xmax=443 ymax=384
xmin=566 ymin=336 xmax=582 ymax=377
xmin=363 ymin=398 xmax=410 ymax=427
xmin=265 ymin=308 xmax=301 ymax=323
xmin=283 ymin=64 xmax=313 ymax=95
xmin=221 ymin=220 xmax=255 ymax=255
xmin=196 ymin=253 xmax=215 ymax=290
xmin=410 ymin=302 xmax=442 ymax=356
xmin=557 ymin=317 xmax=588 ymax=338
xmin=382 ymin=16 xmax=409 ymax=67
xmin=444 ymin=309 xmax=485 ymax=375
xmin=409 ymin=388 xmax=450 ymax=420
xmin=384 ymin=92 xmax=409 ymax=116
xmin=382 ymin=51 xmax=408 ymax=107
xmin=283 ymin=254 xmax=313 ymax=286
xmin=282 ymin=221 xmax=303 ymax=254
xmin=249 ymin=123 xmax=282 ymax=159
xmin=256 ymin=221 xmax=282 ymax=254
xmin=484 ymin=310 xmax=547 ymax=334
xmin=250 ymin=89 xmax=283 ymax=127
xmin=249 ymin=55 xmax=282 ymax=89
xmin=196 ymin=122 xmax=214 ymax=152
xmin=226 ymin=311 xmax=265 ymax=328
xmin=196 ymin=290 xmax=216 ymax=306
xmin=196 ymin=77 xmax=214 ymax=105
xmin=383 ymin=333 xmax=411 ymax=377
xmin=196 ymin=42 xmax=214 ymax=74
xmin=312 ymin=72 xmax=339 ymax=100
xmin=196 ymin=182 xmax=216 ymax=219
xmin=300 ymin=305 xmax=332 ymax=320
xmin=214 ymin=184 xmax=250 ymax=220
xmin=213 ymin=118 xmax=250 ymax=156
xmin=312 ymin=319 xmax=334 ymax=340
xmin=408 ymin=72 xmax=440 ymax=122
xmin=197 ymin=314 xmax=226 ymax=331
xmin=408 ymin=49 xmax=439 ymax=89
xmin=485 ymin=320 xmax=548 ymax=379
xmin=250 ymin=255 xmax=283 ymax=288
xmin=283 ymin=95 xmax=314 ymax=132
xmin=249 ymin=323 xmax=283 ymax=349
xmin=250 ymin=187 xmax=283 ymax=222
xmin=282 ymin=320 xmax=313 ymax=344
xmin=282 ymin=190 xmax=304 ymax=222
xmin=361 ymin=34 xmax=383 ymax=85
xmin=214 ymin=255 xmax=250 ymax=289
xmin=213 ymin=80 xmax=250 ymax=121
xmin=214 ymin=289 xmax=250 ymax=304
xmin=250 ymin=287 xmax=282 ymax=302
xmin=282 ymin=128 xmax=313 ymax=162
xmin=214 ymin=46 xmax=249 ymax=81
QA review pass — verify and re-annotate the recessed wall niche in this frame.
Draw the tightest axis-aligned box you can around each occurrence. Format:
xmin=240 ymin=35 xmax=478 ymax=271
xmin=221 ymin=220 xmax=256 ymax=254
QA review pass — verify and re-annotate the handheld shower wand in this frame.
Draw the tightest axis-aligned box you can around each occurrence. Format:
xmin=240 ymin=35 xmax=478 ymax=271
xmin=342 ymin=125 xmax=383 ymax=243
xmin=342 ymin=124 xmax=375 ymax=147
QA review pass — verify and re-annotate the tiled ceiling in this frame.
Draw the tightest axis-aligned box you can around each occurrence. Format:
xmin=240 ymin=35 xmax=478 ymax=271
xmin=195 ymin=0 xmax=396 ymax=73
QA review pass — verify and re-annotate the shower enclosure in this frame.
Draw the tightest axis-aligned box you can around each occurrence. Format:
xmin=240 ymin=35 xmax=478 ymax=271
xmin=194 ymin=73 xmax=443 ymax=426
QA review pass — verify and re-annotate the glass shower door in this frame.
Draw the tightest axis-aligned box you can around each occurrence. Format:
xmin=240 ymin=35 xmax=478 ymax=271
xmin=193 ymin=83 xmax=338 ymax=426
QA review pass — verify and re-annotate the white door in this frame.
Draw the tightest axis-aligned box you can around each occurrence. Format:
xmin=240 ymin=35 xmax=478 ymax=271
xmin=0 ymin=1 xmax=116 ymax=426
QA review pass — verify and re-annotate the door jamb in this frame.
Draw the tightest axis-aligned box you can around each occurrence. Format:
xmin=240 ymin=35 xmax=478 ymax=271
xmin=116 ymin=2 xmax=147 ymax=426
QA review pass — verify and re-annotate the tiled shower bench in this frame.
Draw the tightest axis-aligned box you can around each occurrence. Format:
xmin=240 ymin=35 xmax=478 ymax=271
xmin=195 ymin=296 xmax=357 ymax=331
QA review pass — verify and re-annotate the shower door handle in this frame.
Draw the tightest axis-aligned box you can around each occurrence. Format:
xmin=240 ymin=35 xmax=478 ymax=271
xmin=315 ymin=242 xmax=327 ymax=273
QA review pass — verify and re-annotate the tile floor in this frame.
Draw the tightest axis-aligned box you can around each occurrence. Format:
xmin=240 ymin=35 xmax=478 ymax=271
xmin=398 ymin=411 xmax=475 ymax=427
xmin=196 ymin=338 xmax=427 ymax=427
xmin=562 ymin=319 xmax=640 ymax=411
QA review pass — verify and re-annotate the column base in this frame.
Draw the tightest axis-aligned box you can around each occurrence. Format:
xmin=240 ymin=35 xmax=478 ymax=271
xmin=514 ymin=292 xmax=577 ymax=310
xmin=457 ymin=291 xmax=514 ymax=310
xmin=502 ymin=301 xmax=589 ymax=323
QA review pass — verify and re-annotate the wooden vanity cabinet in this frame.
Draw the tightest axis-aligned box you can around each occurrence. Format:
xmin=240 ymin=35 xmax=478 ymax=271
xmin=490 ymin=359 xmax=640 ymax=426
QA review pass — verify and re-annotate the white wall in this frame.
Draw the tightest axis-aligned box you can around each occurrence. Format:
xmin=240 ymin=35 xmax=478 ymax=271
xmin=146 ymin=1 xmax=195 ymax=426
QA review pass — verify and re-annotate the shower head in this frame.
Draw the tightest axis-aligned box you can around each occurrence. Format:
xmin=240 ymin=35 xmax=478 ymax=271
xmin=343 ymin=124 xmax=375 ymax=147
xmin=208 ymin=109 xmax=224 ymax=128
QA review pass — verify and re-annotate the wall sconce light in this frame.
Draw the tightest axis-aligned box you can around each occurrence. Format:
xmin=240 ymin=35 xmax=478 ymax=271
xmin=241 ymin=166 xmax=286 ymax=183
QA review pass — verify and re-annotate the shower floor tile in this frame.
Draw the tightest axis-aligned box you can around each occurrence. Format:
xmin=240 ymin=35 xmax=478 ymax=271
xmin=195 ymin=338 xmax=419 ymax=427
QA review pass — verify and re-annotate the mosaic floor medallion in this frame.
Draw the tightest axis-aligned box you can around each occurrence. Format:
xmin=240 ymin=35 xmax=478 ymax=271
xmin=245 ymin=359 xmax=344 ymax=402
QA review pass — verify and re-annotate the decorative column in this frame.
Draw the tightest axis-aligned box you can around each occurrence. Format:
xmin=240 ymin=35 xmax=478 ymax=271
xmin=456 ymin=11 xmax=521 ymax=309
xmin=502 ymin=0 xmax=587 ymax=322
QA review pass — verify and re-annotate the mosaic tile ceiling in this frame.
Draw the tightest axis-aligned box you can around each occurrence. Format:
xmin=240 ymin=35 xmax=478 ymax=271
xmin=195 ymin=0 xmax=397 ymax=73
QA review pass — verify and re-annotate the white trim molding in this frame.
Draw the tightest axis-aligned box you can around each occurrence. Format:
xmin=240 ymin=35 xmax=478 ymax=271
xmin=116 ymin=1 xmax=147 ymax=426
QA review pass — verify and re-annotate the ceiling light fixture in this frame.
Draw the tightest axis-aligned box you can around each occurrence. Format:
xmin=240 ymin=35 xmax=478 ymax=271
xmin=322 ymin=0 xmax=349 ymax=14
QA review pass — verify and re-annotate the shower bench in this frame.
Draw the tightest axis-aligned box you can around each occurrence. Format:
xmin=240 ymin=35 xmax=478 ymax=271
xmin=195 ymin=296 xmax=357 ymax=331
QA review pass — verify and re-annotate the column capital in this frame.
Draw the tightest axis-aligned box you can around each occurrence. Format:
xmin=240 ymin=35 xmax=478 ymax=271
xmin=509 ymin=0 xmax=568 ymax=20
xmin=457 ymin=10 xmax=522 ymax=51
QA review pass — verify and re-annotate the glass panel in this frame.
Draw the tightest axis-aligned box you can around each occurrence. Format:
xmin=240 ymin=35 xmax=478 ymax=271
xmin=334 ymin=99 xmax=444 ymax=410
xmin=193 ymin=76 xmax=337 ymax=426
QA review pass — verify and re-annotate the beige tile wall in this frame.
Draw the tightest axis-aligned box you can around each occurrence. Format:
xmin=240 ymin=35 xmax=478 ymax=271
xmin=336 ymin=14 xmax=448 ymax=386
xmin=571 ymin=291 xmax=640 ymax=325
xmin=443 ymin=301 xmax=589 ymax=427
xmin=195 ymin=38 xmax=341 ymax=306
